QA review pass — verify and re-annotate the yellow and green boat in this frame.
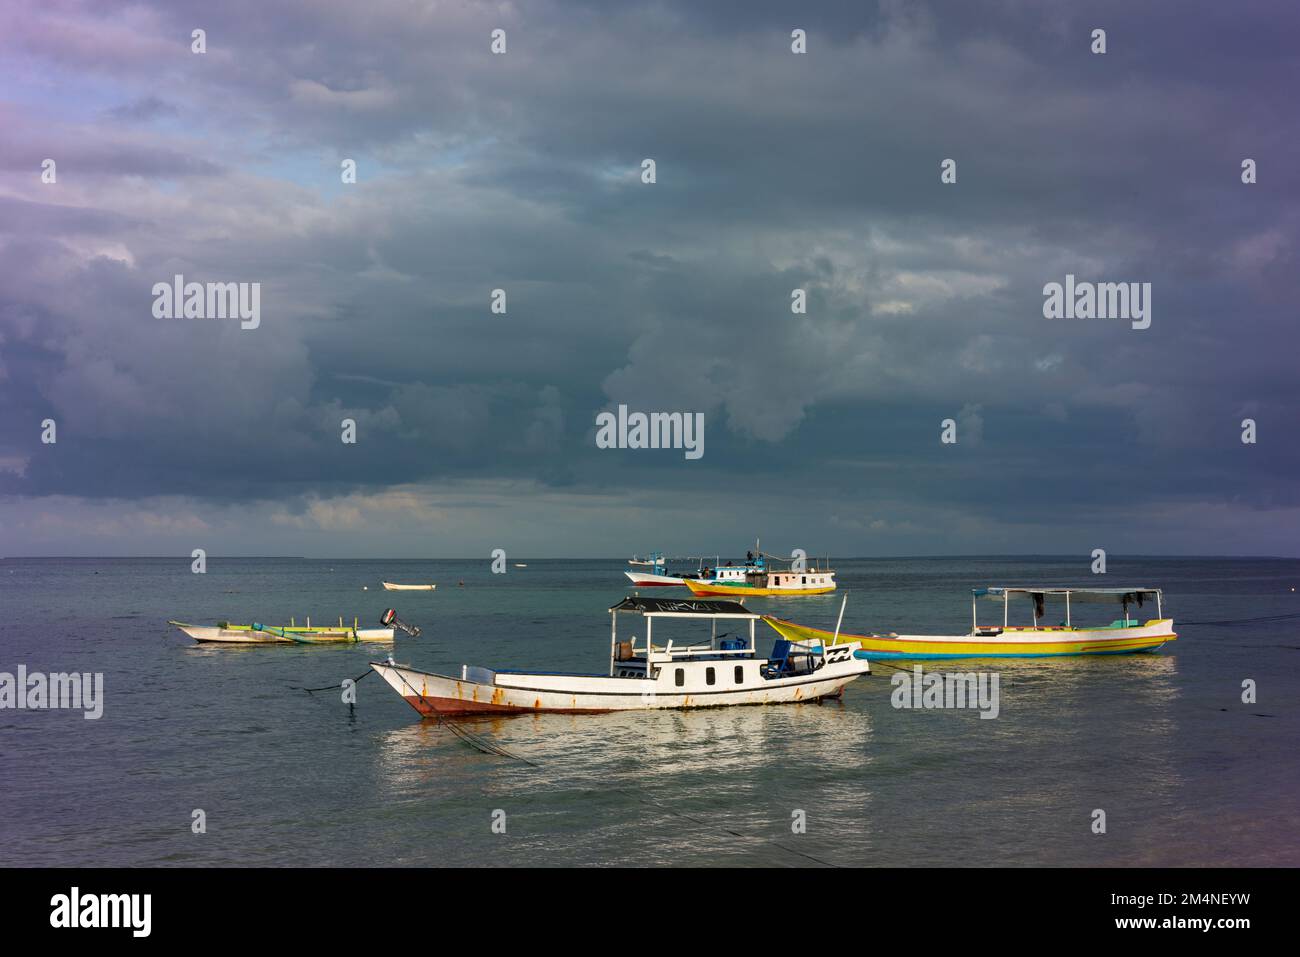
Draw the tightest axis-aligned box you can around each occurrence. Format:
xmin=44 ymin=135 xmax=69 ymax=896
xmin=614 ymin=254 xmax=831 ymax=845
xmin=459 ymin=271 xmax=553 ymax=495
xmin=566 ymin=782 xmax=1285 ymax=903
xmin=765 ymin=587 xmax=1176 ymax=658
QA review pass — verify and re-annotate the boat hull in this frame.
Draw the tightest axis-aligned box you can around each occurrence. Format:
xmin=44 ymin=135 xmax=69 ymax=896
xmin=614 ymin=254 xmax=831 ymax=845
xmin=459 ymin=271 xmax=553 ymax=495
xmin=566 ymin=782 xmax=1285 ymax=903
xmin=765 ymin=617 xmax=1176 ymax=659
xmin=684 ymin=579 xmax=836 ymax=597
xmin=624 ymin=571 xmax=687 ymax=587
xmin=371 ymin=658 xmax=868 ymax=716
xmin=382 ymin=582 xmax=436 ymax=591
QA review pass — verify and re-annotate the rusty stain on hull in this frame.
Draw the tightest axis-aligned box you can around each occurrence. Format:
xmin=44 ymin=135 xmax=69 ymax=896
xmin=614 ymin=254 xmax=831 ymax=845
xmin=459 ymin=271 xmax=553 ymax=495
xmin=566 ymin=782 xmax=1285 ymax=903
xmin=405 ymin=695 xmax=611 ymax=716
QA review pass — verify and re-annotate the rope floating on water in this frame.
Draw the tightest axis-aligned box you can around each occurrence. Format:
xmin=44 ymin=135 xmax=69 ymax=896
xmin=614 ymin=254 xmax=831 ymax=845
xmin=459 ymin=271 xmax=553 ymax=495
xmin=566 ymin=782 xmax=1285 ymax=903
xmin=1179 ymin=612 xmax=1300 ymax=626
xmin=293 ymin=669 xmax=375 ymax=694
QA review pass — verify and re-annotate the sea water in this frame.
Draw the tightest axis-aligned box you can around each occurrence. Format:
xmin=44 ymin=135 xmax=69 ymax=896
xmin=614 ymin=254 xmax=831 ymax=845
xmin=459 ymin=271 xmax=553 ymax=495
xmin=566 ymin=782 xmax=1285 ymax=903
xmin=1 ymin=556 xmax=1296 ymax=866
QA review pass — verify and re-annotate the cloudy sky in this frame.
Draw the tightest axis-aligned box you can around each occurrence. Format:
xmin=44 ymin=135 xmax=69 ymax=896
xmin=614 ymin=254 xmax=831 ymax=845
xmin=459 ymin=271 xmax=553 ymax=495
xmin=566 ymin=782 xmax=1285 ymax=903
xmin=1 ymin=0 xmax=1297 ymax=558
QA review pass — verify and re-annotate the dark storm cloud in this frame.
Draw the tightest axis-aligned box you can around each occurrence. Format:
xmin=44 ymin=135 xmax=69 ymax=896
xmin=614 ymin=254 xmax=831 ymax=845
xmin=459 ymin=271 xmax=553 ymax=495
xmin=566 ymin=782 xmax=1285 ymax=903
xmin=0 ymin=0 xmax=1297 ymax=554
xmin=106 ymin=96 xmax=180 ymax=123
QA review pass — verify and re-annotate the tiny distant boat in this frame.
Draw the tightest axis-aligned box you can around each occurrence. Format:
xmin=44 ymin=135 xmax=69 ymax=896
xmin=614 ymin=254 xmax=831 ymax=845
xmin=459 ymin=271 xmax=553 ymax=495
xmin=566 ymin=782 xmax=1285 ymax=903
xmin=514 ymin=563 xmax=527 ymax=568
xmin=766 ymin=587 xmax=1176 ymax=659
xmin=628 ymin=551 xmax=666 ymax=568
xmin=382 ymin=582 xmax=436 ymax=591
xmin=170 ymin=618 xmax=395 ymax=644
xmin=371 ymin=596 xmax=869 ymax=716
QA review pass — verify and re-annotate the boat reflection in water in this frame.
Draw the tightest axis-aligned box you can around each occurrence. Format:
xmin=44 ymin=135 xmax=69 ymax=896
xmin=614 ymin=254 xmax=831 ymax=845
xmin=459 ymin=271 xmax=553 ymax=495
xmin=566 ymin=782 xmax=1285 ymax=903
xmin=372 ymin=696 xmax=878 ymax=866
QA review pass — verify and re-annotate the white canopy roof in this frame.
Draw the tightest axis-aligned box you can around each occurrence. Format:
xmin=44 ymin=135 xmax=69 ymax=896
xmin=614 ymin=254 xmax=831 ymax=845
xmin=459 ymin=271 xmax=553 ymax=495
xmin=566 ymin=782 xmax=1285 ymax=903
xmin=974 ymin=587 xmax=1161 ymax=604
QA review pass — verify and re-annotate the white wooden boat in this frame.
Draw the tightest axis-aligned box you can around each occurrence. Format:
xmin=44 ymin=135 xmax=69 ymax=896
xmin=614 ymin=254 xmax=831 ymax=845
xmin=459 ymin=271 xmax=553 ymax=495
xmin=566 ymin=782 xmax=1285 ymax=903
xmin=624 ymin=570 xmax=688 ymax=587
xmin=766 ymin=587 xmax=1176 ymax=658
xmin=381 ymin=582 xmax=436 ymax=591
xmin=170 ymin=618 xmax=395 ymax=644
xmin=372 ymin=596 xmax=869 ymax=716
xmin=628 ymin=552 xmax=666 ymax=568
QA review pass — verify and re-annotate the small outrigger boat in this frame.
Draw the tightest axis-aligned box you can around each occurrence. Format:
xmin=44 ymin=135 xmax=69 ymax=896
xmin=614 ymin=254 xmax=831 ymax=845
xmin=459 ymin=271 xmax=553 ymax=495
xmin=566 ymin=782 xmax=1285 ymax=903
xmin=371 ymin=596 xmax=869 ymax=716
xmin=765 ymin=587 xmax=1176 ymax=659
xmin=382 ymin=582 xmax=436 ymax=591
xmin=170 ymin=617 xmax=395 ymax=644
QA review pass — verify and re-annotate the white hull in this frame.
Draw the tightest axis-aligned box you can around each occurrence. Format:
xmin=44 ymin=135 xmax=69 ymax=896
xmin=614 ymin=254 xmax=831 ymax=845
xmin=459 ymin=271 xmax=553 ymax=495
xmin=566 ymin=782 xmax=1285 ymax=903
xmin=624 ymin=571 xmax=688 ymax=587
xmin=381 ymin=582 xmax=436 ymax=591
xmin=372 ymin=649 xmax=868 ymax=716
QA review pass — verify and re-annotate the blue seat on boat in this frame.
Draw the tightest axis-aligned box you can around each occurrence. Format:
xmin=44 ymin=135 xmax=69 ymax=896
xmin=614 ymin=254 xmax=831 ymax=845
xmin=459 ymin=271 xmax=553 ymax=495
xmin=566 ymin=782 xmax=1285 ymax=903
xmin=764 ymin=639 xmax=792 ymax=677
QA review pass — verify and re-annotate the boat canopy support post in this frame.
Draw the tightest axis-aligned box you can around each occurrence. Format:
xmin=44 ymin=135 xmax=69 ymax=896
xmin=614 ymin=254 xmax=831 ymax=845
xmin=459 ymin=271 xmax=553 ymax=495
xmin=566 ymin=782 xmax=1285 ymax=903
xmin=1157 ymin=591 xmax=1162 ymax=619
xmin=609 ymin=611 xmax=617 ymax=676
xmin=1003 ymin=592 xmax=1009 ymax=628
xmin=833 ymin=595 xmax=847 ymax=644
xmin=971 ymin=593 xmax=978 ymax=633
xmin=1065 ymin=591 xmax=1071 ymax=628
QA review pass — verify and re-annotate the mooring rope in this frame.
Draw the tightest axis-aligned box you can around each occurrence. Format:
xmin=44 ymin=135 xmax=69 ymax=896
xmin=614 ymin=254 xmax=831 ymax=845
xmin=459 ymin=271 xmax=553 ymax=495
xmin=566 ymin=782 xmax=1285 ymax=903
xmin=293 ymin=669 xmax=375 ymax=694
xmin=1178 ymin=612 xmax=1300 ymax=626
xmin=382 ymin=664 xmax=541 ymax=766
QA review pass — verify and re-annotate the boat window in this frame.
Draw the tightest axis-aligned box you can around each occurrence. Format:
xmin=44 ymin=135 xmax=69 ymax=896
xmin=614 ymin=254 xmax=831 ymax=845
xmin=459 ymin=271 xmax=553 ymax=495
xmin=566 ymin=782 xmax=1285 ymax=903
xmin=734 ymin=665 xmax=744 ymax=684
xmin=802 ymin=576 xmax=807 ymax=584
xmin=675 ymin=668 xmax=684 ymax=687
xmin=706 ymin=667 xmax=716 ymax=686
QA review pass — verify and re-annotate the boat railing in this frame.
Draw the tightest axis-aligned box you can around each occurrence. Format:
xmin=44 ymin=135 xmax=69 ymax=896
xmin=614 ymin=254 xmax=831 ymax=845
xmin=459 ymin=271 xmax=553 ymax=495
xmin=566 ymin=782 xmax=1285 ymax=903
xmin=662 ymin=644 xmax=752 ymax=658
xmin=633 ymin=639 xmax=753 ymax=661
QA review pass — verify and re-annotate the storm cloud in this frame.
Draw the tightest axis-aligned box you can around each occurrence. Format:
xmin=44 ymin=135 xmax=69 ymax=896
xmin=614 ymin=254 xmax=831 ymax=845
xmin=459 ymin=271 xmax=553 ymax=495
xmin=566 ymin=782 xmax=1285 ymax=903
xmin=1 ymin=0 xmax=1297 ymax=556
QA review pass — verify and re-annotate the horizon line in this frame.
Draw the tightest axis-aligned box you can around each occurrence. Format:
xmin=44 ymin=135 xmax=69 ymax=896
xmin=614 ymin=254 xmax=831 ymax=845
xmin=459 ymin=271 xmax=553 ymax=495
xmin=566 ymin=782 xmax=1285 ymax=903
xmin=1 ymin=554 xmax=1295 ymax=561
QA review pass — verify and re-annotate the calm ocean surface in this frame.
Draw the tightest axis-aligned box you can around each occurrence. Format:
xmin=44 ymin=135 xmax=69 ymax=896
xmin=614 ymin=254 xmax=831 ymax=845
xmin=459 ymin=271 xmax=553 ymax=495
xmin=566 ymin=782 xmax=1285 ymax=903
xmin=1 ymin=556 xmax=1296 ymax=867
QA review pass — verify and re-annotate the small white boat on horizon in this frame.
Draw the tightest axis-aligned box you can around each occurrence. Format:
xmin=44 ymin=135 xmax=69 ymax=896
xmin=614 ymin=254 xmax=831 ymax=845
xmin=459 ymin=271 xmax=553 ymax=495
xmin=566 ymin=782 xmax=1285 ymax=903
xmin=382 ymin=581 xmax=436 ymax=591
xmin=372 ymin=596 xmax=870 ymax=716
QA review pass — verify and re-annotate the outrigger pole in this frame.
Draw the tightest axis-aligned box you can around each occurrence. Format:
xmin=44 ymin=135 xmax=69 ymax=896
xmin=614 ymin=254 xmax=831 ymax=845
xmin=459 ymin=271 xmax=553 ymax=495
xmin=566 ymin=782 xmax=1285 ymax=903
xmin=833 ymin=594 xmax=847 ymax=644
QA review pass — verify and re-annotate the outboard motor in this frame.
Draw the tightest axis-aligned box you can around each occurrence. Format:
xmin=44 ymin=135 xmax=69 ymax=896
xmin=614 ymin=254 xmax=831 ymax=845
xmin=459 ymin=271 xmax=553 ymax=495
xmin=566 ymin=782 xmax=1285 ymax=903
xmin=381 ymin=608 xmax=421 ymax=637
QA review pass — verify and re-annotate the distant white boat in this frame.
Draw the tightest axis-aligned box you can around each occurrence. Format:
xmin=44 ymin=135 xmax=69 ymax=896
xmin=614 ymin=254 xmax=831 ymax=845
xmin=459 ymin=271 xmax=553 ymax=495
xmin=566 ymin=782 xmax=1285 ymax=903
xmin=514 ymin=563 xmax=527 ymax=568
xmin=625 ymin=570 xmax=688 ymax=587
xmin=628 ymin=551 xmax=666 ymax=568
xmin=382 ymin=582 xmax=436 ymax=591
